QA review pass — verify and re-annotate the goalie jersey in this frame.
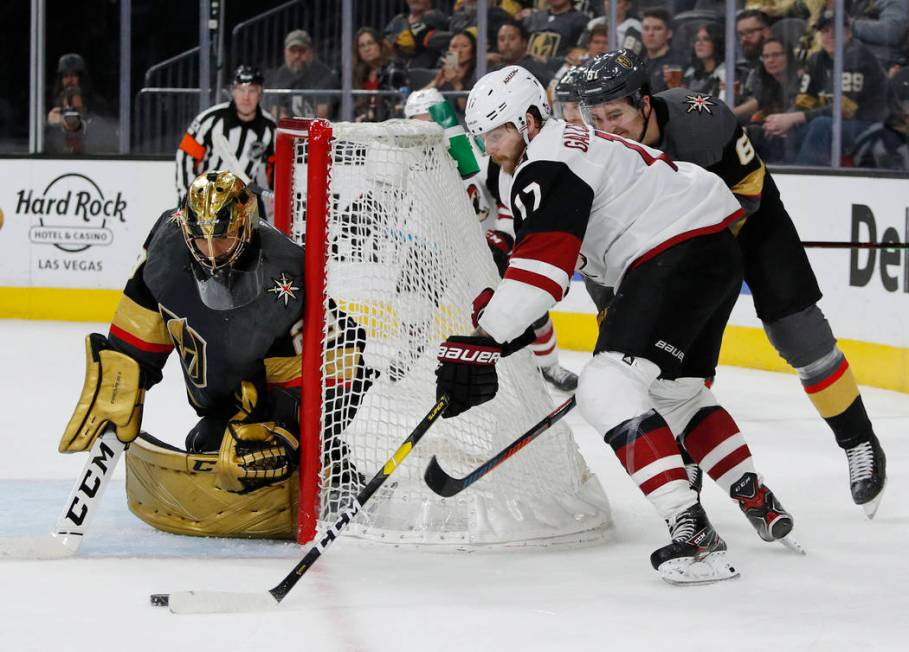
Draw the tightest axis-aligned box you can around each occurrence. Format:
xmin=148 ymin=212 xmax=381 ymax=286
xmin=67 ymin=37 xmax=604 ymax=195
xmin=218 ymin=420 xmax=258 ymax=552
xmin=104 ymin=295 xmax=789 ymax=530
xmin=107 ymin=210 xmax=305 ymax=420
xmin=478 ymin=119 xmax=742 ymax=343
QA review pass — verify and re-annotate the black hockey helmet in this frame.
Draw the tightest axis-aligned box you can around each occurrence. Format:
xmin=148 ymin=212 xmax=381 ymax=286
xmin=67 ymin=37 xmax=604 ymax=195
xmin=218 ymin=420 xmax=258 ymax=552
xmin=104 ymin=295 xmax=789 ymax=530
xmin=578 ymin=49 xmax=650 ymax=109
xmin=553 ymin=66 xmax=586 ymax=104
xmin=233 ymin=64 xmax=264 ymax=86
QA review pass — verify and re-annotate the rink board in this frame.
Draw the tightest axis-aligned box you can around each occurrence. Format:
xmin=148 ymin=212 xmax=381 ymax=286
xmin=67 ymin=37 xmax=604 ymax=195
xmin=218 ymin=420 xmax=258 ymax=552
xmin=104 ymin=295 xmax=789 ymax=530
xmin=0 ymin=158 xmax=907 ymax=391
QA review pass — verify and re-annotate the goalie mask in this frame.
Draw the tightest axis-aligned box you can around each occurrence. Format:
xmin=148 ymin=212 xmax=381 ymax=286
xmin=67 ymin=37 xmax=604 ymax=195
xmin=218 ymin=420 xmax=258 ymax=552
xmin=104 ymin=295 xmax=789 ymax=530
xmin=177 ymin=170 xmax=263 ymax=310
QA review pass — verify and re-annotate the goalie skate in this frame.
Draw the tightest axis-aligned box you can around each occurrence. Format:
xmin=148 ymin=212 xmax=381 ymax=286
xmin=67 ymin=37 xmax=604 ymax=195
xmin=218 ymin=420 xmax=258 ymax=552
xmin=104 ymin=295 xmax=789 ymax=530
xmin=650 ymin=503 xmax=739 ymax=585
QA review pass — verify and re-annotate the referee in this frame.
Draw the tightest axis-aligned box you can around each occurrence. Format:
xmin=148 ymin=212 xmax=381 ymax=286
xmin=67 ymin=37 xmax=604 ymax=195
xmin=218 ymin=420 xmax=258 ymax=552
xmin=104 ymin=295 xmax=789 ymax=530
xmin=175 ymin=65 xmax=277 ymax=205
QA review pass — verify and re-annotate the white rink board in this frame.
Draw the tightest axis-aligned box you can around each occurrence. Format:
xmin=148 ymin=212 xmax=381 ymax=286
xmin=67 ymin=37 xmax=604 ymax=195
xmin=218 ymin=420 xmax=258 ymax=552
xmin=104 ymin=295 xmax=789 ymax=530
xmin=0 ymin=158 xmax=173 ymax=290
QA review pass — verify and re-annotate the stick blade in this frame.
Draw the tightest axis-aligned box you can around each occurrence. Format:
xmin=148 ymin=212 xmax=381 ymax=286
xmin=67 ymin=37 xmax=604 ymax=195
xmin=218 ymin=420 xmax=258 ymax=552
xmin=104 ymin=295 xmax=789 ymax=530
xmin=0 ymin=534 xmax=80 ymax=560
xmin=164 ymin=590 xmax=279 ymax=614
xmin=423 ymin=456 xmax=464 ymax=498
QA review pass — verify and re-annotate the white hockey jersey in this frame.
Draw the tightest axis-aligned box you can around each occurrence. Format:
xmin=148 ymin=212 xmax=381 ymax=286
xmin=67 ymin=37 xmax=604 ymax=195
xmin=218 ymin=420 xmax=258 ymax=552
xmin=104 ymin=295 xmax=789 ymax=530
xmin=479 ymin=119 xmax=743 ymax=344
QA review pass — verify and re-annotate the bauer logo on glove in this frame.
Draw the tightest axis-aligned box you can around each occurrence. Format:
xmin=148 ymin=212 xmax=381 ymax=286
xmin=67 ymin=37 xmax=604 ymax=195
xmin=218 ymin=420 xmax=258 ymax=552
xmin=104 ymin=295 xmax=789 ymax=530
xmin=435 ymin=335 xmax=501 ymax=419
xmin=438 ymin=342 xmax=502 ymax=365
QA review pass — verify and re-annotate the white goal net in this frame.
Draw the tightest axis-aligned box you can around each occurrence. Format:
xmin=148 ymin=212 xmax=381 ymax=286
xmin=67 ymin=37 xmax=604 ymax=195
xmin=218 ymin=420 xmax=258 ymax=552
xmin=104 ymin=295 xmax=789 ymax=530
xmin=276 ymin=118 xmax=610 ymax=547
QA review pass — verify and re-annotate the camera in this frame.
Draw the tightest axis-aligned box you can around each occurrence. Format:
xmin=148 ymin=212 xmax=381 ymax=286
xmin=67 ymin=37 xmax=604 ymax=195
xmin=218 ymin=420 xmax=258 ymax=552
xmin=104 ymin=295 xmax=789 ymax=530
xmin=62 ymin=107 xmax=82 ymax=130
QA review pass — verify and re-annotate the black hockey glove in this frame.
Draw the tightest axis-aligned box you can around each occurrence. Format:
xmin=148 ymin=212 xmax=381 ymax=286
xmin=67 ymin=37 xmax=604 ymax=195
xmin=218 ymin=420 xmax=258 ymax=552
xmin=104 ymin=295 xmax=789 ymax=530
xmin=436 ymin=335 xmax=501 ymax=418
xmin=485 ymin=229 xmax=513 ymax=277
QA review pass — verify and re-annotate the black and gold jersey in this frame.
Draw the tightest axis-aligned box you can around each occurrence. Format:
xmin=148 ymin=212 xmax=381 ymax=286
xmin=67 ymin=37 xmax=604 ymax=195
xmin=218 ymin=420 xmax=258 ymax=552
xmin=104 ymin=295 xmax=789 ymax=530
xmin=652 ymin=88 xmax=767 ymax=218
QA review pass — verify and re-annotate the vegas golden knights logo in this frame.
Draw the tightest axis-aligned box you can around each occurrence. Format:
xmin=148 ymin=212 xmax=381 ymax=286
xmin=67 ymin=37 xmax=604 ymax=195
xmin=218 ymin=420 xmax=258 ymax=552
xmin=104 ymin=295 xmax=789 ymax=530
xmin=527 ymin=32 xmax=561 ymax=60
xmin=160 ymin=305 xmax=208 ymax=388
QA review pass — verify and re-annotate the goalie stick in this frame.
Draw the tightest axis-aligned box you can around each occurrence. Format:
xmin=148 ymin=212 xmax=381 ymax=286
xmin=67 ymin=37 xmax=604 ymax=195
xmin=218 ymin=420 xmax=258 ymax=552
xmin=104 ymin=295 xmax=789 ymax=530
xmin=0 ymin=429 xmax=125 ymax=559
xmin=149 ymin=395 xmax=449 ymax=614
xmin=424 ymin=395 xmax=577 ymax=498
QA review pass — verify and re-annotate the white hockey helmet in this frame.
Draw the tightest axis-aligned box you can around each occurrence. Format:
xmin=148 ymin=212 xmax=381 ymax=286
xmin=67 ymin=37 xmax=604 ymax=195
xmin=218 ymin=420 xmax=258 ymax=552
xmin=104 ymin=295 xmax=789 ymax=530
xmin=465 ymin=66 xmax=552 ymax=143
xmin=404 ymin=87 xmax=445 ymax=118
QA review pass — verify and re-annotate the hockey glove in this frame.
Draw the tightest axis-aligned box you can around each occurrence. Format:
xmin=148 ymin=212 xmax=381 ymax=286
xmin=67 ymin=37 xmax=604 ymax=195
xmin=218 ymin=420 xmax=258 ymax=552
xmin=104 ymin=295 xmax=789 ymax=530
xmin=60 ymin=333 xmax=145 ymax=452
xmin=436 ymin=335 xmax=501 ymax=418
xmin=485 ymin=229 xmax=513 ymax=277
xmin=215 ymin=420 xmax=300 ymax=493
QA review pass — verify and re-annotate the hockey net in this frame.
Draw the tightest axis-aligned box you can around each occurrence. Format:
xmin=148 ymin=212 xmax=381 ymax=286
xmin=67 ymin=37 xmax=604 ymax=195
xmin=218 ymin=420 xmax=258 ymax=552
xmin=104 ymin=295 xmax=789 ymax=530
xmin=274 ymin=118 xmax=610 ymax=547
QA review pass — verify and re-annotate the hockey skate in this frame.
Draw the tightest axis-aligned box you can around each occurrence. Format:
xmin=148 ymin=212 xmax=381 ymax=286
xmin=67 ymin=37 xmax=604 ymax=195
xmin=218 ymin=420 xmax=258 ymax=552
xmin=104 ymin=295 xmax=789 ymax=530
xmin=846 ymin=433 xmax=887 ymax=519
xmin=730 ymin=472 xmax=804 ymax=555
xmin=540 ymin=364 xmax=578 ymax=392
xmin=650 ymin=503 xmax=739 ymax=585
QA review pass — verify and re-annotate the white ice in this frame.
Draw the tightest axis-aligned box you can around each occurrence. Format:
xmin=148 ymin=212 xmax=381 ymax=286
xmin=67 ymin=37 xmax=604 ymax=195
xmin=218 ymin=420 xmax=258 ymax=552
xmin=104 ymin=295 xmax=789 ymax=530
xmin=1 ymin=320 xmax=907 ymax=651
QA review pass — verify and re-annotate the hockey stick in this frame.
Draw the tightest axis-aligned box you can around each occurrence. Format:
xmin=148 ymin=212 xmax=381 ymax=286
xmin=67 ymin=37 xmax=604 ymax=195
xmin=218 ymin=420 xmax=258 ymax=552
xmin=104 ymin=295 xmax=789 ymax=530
xmin=0 ymin=429 xmax=125 ymax=559
xmin=424 ymin=395 xmax=577 ymax=498
xmin=150 ymin=395 xmax=449 ymax=614
xmin=802 ymin=241 xmax=909 ymax=249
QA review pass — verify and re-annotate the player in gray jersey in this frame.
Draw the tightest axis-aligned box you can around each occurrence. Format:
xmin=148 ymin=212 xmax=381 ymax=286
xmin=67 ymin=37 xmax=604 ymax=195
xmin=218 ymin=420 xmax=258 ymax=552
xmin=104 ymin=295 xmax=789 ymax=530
xmin=578 ymin=49 xmax=887 ymax=519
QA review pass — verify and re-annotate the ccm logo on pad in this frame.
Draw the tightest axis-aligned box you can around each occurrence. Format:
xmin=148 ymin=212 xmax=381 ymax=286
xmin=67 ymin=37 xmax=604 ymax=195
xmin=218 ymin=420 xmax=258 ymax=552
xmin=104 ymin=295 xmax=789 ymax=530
xmin=438 ymin=345 xmax=501 ymax=365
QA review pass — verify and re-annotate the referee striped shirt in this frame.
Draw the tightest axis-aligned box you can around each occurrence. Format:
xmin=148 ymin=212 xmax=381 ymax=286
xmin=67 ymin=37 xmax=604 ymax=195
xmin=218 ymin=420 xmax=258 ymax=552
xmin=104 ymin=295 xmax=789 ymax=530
xmin=175 ymin=101 xmax=277 ymax=204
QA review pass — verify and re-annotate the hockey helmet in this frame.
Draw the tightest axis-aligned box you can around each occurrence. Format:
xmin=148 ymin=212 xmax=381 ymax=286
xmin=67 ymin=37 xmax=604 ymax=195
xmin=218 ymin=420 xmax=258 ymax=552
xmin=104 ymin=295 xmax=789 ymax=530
xmin=578 ymin=49 xmax=650 ymax=110
xmin=179 ymin=170 xmax=258 ymax=272
xmin=554 ymin=66 xmax=585 ymax=105
xmin=404 ymin=88 xmax=445 ymax=118
xmin=233 ymin=64 xmax=265 ymax=87
xmin=465 ymin=65 xmax=551 ymax=143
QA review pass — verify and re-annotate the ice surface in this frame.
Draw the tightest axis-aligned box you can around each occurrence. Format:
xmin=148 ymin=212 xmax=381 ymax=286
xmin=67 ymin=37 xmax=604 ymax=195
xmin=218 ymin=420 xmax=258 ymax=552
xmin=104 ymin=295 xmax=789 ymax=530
xmin=1 ymin=320 xmax=907 ymax=651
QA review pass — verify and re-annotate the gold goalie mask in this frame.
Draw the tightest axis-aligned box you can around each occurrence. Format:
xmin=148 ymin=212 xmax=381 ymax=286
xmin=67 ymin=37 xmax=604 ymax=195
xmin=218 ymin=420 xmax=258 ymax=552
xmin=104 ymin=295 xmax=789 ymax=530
xmin=176 ymin=170 xmax=264 ymax=310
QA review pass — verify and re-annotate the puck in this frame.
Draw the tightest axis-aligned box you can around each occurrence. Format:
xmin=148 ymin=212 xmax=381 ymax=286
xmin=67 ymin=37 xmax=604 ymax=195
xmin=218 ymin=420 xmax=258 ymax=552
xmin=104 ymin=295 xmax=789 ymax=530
xmin=150 ymin=593 xmax=170 ymax=607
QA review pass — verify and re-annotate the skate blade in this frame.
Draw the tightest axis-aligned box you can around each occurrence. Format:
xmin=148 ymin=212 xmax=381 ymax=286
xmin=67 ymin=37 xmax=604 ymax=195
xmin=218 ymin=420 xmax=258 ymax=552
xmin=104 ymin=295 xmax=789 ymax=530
xmin=657 ymin=551 xmax=740 ymax=586
xmin=861 ymin=480 xmax=886 ymax=520
xmin=777 ymin=533 xmax=806 ymax=555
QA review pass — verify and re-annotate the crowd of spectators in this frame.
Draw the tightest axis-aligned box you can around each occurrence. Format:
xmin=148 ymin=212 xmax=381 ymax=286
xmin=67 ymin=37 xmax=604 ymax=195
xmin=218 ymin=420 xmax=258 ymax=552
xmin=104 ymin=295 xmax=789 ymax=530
xmin=48 ymin=0 xmax=909 ymax=169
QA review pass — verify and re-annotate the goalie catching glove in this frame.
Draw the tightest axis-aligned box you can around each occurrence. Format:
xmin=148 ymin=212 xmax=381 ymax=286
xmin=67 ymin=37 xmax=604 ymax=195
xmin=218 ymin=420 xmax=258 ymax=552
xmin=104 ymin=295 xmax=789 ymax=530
xmin=60 ymin=333 xmax=145 ymax=453
xmin=214 ymin=380 xmax=300 ymax=493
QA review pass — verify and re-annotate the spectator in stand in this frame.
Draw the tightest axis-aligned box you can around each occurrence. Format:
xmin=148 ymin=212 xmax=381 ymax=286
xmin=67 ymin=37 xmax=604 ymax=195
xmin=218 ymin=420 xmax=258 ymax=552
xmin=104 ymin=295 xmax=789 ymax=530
xmin=450 ymin=0 xmax=513 ymax=49
xmin=852 ymin=66 xmax=909 ymax=168
xmin=641 ymin=8 xmax=687 ymax=93
xmin=524 ymin=0 xmax=590 ymax=64
xmin=743 ymin=0 xmax=815 ymax=19
xmin=733 ymin=9 xmax=775 ymax=119
xmin=427 ymin=30 xmax=478 ymax=121
xmin=585 ymin=23 xmax=612 ymax=59
xmin=353 ymin=27 xmax=398 ymax=123
xmin=586 ymin=0 xmax=644 ymax=55
xmin=761 ymin=12 xmax=889 ymax=165
xmin=681 ymin=23 xmax=726 ymax=97
xmin=488 ymin=20 xmax=555 ymax=85
xmin=265 ymin=30 xmax=339 ymax=120
xmin=850 ymin=0 xmax=908 ymax=70
xmin=742 ymin=38 xmax=803 ymax=162
xmin=385 ymin=0 xmax=450 ymax=68
xmin=45 ymin=53 xmax=115 ymax=155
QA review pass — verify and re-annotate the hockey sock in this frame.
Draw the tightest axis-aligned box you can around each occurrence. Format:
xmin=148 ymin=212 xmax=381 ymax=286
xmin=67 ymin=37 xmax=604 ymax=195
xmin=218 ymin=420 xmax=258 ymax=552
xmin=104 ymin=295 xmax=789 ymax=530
xmin=798 ymin=348 xmax=875 ymax=449
xmin=604 ymin=411 xmax=696 ymax=520
xmin=529 ymin=314 xmax=559 ymax=369
xmin=681 ymin=406 xmax=756 ymax=496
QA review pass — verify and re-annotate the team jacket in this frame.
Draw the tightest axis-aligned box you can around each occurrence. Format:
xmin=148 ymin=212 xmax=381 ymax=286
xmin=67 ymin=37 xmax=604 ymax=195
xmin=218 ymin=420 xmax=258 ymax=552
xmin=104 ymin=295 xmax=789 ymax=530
xmin=478 ymin=119 xmax=743 ymax=344
xmin=175 ymin=102 xmax=277 ymax=204
xmin=652 ymin=88 xmax=767 ymax=218
xmin=108 ymin=211 xmax=304 ymax=420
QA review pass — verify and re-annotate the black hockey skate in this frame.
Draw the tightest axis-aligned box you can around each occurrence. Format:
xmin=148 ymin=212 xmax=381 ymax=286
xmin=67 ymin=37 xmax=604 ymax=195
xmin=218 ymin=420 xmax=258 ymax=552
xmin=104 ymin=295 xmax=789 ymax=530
xmin=846 ymin=432 xmax=887 ymax=519
xmin=541 ymin=364 xmax=578 ymax=392
xmin=650 ymin=503 xmax=739 ymax=585
xmin=730 ymin=472 xmax=804 ymax=554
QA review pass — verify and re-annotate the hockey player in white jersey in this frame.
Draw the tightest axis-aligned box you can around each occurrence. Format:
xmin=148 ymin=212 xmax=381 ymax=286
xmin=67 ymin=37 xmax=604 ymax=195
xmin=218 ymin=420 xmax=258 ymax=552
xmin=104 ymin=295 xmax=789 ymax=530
xmin=434 ymin=66 xmax=797 ymax=584
xmin=404 ymin=88 xmax=580 ymax=392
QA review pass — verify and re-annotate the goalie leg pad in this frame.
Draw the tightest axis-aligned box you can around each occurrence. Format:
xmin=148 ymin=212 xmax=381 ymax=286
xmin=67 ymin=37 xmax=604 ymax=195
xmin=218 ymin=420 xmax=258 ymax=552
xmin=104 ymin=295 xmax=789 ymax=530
xmin=125 ymin=433 xmax=297 ymax=539
xmin=60 ymin=333 xmax=145 ymax=453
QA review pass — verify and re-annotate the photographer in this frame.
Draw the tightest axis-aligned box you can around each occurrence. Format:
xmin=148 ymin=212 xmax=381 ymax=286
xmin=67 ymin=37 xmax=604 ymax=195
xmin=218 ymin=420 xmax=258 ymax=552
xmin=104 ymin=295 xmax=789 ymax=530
xmin=45 ymin=53 xmax=112 ymax=155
